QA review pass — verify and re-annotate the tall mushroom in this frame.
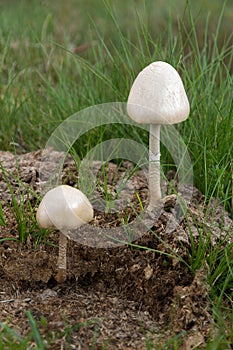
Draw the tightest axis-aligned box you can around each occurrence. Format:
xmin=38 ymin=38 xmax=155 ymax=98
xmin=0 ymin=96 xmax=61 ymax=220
xmin=127 ymin=61 xmax=190 ymax=210
xmin=36 ymin=185 xmax=93 ymax=283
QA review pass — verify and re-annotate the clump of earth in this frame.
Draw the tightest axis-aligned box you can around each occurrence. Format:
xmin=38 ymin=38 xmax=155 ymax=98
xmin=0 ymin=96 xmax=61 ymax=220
xmin=0 ymin=150 xmax=232 ymax=349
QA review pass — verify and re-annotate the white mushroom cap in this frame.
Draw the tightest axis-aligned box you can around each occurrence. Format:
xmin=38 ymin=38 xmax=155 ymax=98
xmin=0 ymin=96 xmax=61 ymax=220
xmin=127 ymin=61 xmax=190 ymax=124
xmin=36 ymin=185 xmax=93 ymax=231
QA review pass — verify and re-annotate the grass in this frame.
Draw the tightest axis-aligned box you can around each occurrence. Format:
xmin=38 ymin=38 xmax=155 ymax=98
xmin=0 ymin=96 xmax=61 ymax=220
xmin=0 ymin=201 xmax=6 ymax=227
xmin=0 ymin=0 xmax=232 ymax=211
xmin=0 ymin=160 xmax=44 ymax=243
xmin=0 ymin=0 xmax=232 ymax=348
xmin=0 ymin=312 xmax=45 ymax=350
xmin=0 ymin=303 xmax=232 ymax=349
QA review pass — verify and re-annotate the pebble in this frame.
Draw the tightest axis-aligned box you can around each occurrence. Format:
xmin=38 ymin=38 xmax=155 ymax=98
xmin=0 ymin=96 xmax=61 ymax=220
xmin=40 ymin=288 xmax=58 ymax=300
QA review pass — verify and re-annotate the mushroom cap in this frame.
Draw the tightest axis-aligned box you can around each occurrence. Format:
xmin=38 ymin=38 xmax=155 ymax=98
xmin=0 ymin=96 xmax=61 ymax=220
xmin=127 ymin=61 xmax=190 ymax=124
xmin=36 ymin=185 xmax=93 ymax=231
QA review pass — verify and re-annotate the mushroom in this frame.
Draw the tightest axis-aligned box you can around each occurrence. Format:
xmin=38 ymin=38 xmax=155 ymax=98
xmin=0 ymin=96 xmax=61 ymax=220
xmin=127 ymin=61 xmax=190 ymax=210
xmin=36 ymin=185 xmax=93 ymax=283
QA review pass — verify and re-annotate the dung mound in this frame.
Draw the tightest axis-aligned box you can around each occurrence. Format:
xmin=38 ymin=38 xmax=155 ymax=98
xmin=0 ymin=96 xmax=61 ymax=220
xmin=0 ymin=150 xmax=232 ymax=349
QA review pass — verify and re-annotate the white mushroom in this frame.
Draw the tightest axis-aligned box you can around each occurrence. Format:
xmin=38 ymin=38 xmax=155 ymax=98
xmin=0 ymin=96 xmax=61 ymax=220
xmin=36 ymin=185 xmax=93 ymax=283
xmin=127 ymin=61 xmax=190 ymax=210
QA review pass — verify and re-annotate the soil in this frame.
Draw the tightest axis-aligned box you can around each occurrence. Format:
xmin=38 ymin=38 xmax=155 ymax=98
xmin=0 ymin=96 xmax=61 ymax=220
xmin=0 ymin=150 xmax=232 ymax=349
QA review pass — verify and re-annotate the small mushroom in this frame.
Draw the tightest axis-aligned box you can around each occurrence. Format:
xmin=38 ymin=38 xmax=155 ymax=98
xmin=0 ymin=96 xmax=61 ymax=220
xmin=36 ymin=185 xmax=93 ymax=283
xmin=127 ymin=61 xmax=190 ymax=210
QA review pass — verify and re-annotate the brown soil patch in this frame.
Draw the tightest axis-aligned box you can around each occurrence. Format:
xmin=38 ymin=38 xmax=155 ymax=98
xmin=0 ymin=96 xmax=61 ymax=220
xmin=0 ymin=151 xmax=232 ymax=349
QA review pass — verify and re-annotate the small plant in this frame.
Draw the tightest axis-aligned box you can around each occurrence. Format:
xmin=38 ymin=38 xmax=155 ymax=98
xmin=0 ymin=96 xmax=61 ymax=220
xmin=0 ymin=163 xmax=37 ymax=242
xmin=26 ymin=311 xmax=45 ymax=350
xmin=0 ymin=323 xmax=30 ymax=350
xmin=0 ymin=311 xmax=45 ymax=350
xmin=0 ymin=201 xmax=6 ymax=227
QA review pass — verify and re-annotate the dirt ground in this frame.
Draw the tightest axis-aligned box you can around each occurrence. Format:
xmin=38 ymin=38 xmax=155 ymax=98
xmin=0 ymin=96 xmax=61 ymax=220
xmin=0 ymin=150 xmax=232 ymax=349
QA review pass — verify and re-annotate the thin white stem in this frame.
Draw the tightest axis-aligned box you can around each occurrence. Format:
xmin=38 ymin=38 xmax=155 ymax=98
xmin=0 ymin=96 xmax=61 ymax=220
xmin=56 ymin=232 xmax=67 ymax=283
xmin=148 ymin=124 xmax=162 ymax=210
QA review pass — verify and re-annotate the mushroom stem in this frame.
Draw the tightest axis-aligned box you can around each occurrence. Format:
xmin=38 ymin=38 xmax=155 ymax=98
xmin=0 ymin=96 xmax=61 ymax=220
xmin=148 ymin=124 xmax=161 ymax=210
xmin=56 ymin=232 xmax=67 ymax=283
